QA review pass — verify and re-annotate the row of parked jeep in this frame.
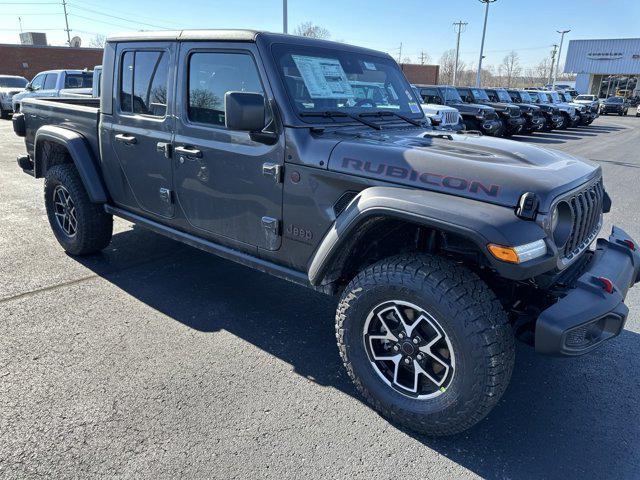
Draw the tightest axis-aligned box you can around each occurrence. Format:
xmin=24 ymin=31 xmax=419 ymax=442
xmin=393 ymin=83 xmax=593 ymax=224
xmin=412 ymin=84 xmax=600 ymax=137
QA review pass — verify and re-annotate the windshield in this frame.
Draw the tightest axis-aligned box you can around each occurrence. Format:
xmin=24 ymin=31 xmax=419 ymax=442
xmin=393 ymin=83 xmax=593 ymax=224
xmin=439 ymin=86 xmax=462 ymax=102
xmin=575 ymin=95 xmax=594 ymax=101
xmin=606 ymin=97 xmax=623 ymax=103
xmin=495 ymin=89 xmax=512 ymax=102
xmin=562 ymin=92 xmax=573 ymax=101
xmin=273 ymin=44 xmax=423 ymax=120
xmin=548 ymin=91 xmax=561 ymax=103
xmin=64 ymin=72 xmax=93 ymax=89
xmin=0 ymin=77 xmax=28 ymax=88
xmin=518 ymin=91 xmax=533 ymax=103
xmin=471 ymin=88 xmax=490 ymax=101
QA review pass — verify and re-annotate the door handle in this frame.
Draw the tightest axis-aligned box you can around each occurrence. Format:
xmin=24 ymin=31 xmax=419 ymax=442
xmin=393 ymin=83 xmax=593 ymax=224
xmin=174 ymin=146 xmax=202 ymax=158
xmin=115 ymin=133 xmax=137 ymax=145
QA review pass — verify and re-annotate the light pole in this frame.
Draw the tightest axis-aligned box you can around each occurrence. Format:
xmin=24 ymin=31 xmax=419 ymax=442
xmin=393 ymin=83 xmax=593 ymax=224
xmin=552 ymin=29 xmax=570 ymax=88
xmin=452 ymin=20 xmax=467 ymax=86
xmin=283 ymin=0 xmax=288 ymax=34
xmin=475 ymin=0 xmax=496 ymax=87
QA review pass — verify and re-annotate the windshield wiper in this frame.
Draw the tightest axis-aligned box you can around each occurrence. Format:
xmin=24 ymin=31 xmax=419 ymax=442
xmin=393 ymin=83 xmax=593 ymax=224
xmin=299 ymin=110 xmax=381 ymax=130
xmin=358 ymin=110 xmax=424 ymax=127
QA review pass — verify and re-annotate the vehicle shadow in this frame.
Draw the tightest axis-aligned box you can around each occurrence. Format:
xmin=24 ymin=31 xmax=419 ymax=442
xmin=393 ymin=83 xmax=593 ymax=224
xmin=74 ymin=227 xmax=640 ymax=480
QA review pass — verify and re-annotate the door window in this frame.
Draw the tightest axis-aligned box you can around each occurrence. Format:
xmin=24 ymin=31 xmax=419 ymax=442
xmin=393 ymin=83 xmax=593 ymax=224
xmin=187 ymin=52 xmax=264 ymax=127
xmin=30 ymin=74 xmax=46 ymax=91
xmin=119 ymin=50 xmax=169 ymax=117
xmin=43 ymin=74 xmax=58 ymax=90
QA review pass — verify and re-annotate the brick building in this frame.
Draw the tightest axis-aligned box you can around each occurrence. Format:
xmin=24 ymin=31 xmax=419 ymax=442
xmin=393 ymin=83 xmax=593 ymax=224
xmin=0 ymin=44 xmax=103 ymax=80
xmin=399 ymin=63 xmax=439 ymax=85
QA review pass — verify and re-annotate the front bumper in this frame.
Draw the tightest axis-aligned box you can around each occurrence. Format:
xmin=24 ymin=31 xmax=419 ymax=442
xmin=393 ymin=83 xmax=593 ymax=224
xmin=536 ymin=227 xmax=640 ymax=356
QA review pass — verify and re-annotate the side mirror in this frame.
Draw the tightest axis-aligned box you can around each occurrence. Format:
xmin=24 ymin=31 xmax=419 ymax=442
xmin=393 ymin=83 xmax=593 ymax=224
xmin=225 ymin=91 xmax=266 ymax=132
xmin=25 ymin=83 xmax=33 ymax=91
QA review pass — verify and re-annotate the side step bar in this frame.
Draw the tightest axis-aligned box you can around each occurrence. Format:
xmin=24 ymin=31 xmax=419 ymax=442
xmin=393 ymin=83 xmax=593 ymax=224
xmin=104 ymin=204 xmax=313 ymax=289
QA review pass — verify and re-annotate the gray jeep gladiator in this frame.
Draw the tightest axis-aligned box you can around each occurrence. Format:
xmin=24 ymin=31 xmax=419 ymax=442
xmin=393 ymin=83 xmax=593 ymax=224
xmin=12 ymin=30 xmax=640 ymax=436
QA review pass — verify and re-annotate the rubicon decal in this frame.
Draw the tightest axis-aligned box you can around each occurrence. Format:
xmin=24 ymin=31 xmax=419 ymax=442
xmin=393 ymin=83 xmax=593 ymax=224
xmin=342 ymin=158 xmax=500 ymax=198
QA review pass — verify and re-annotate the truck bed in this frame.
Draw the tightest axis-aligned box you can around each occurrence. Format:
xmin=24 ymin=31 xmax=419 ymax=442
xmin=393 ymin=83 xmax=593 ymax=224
xmin=21 ymin=97 xmax=100 ymax=161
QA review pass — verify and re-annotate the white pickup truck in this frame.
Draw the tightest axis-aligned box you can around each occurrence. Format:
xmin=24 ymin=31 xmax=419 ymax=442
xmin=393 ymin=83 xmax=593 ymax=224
xmin=411 ymin=86 xmax=463 ymax=130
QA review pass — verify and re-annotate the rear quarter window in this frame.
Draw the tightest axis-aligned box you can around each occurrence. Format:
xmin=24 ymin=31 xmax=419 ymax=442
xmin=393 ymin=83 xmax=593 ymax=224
xmin=119 ymin=50 xmax=169 ymax=117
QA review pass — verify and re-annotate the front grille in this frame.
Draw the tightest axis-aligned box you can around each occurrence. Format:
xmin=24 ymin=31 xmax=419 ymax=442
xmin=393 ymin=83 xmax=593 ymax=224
xmin=508 ymin=106 xmax=520 ymax=117
xmin=561 ymin=178 xmax=604 ymax=261
xmin=485 ymin=111 xmax=499 ymax=121
xmin=442 ymin=111 xmax=458 ymax=125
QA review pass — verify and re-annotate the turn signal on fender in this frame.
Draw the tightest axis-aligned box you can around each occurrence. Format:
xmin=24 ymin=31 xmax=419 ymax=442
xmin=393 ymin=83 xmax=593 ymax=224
xmin=488 ymin=240 xmax=547 ymax=264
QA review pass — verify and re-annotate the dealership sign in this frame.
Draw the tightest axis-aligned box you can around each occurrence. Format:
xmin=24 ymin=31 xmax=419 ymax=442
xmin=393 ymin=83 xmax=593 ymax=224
xmin=586 ymin=52 xmax=624 ymax=60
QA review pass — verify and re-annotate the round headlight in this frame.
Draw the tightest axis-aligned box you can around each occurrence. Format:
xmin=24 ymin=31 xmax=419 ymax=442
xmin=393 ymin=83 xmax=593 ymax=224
xmin=551 ymin=201 xmax=573 ymax=248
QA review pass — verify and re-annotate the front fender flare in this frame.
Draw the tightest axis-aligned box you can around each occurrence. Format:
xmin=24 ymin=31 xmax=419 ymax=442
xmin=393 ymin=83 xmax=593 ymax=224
xmin=307 ymin=186 xmax=552 ymax=285
xmin=34 ymin=125 xmax=108 ymax=203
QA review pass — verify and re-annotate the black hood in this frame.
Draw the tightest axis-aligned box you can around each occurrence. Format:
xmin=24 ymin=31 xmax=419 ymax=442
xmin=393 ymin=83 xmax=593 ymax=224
xmin=327 ymin=128 xmax=599 ymax=212
xmin=445 ymin=101 xmax=495 ymax=115
xmin=515 ymin=103 xmax=540 ymax=113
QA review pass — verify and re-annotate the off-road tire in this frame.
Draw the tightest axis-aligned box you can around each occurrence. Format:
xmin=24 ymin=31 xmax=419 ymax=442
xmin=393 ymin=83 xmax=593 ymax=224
xmin=336 ymin=253 xmax=515 ymax=436
xmin=560 ymin=112 xmax=571 ymax=129
xmin=44 ymin=164 xmax=113 ymax=255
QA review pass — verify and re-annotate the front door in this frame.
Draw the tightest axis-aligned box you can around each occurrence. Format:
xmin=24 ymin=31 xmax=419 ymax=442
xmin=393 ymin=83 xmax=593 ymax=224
xmin=109 ymin=42 xmax=176 ymax=218
xmin=172 ymin=42 xmax=284 ymax=250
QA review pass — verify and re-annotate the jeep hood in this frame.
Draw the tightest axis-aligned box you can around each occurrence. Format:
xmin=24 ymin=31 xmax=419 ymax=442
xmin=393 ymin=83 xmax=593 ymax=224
xmin=448 ymin=101 xmax=494 ymax=115
xmin=328 ymin=129 xmax=599 ymax=212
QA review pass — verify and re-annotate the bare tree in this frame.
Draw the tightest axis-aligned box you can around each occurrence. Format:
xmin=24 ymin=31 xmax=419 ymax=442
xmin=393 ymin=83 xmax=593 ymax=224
xmin=500 ymin=51 xmax=522 ymax=88
xmin=89 ymin=34 xmax=106 ymax=48
xmin=293 ymin=22 xmax=330 ymax=39
xmin=402 ymin=56 xmax=413 ymax=64
xmin=438 ymin=49 xmax=466 ymax=85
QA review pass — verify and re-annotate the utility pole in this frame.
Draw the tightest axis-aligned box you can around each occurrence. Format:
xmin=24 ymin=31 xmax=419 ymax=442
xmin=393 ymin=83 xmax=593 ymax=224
xmin=61 ymin=0 xmax=71 ymax=46
xmin=420 ymin=51 xmax=426 ymax=65
xmin=18 ymin=16 xmax=23 ymax=33
xmin=282 ymin=0 xmax=288 ymax=34
xmin=548 ymin=44 xmax=558 ymax=85
xmin=452 ymin=20 xmax=467 ymax=86
xmin=398 ymin=42 xmax=403 ymax=63
xmin=475 ymin=0 xmax=496 ymax=87
xmin=553 ymin=29 xmax=570 ymax=88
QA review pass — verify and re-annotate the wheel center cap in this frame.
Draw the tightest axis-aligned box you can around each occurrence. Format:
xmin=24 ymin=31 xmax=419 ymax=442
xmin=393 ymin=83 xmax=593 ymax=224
xmin=400 ymin=341 xmax=416 ymax=356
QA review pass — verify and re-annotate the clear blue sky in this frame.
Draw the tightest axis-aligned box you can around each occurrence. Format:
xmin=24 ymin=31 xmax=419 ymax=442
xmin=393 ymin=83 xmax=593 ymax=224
xmin=2 ymin=0 xmax=639 ymax=69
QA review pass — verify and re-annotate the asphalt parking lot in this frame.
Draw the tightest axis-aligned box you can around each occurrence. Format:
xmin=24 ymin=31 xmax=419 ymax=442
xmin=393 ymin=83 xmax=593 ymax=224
xmin=1 ymin=115 xmax=639 ymax=479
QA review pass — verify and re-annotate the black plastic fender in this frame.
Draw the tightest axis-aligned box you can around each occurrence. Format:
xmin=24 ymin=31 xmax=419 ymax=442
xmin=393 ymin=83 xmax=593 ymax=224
xmin=33 ymin=125 xmax=108 ymax=203
xmin=307 ymin=186 xmax=554 ymax=285
xmin=12 ymin=112 xmax=26 ymax=137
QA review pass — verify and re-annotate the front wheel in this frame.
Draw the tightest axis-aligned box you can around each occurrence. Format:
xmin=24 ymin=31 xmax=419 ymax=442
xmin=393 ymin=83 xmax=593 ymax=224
xmin=336 ymin=254 xmax=515 ymax=436
xmin=45 ymin=164 xmax=113 ymax=255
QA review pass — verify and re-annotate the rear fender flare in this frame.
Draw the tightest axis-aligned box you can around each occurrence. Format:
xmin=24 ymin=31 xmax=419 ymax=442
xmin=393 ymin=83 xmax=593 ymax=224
xmin=34 ymin=125 xmax=108 ymax=203
xmin=307 ymin=186 xmax=549 ymax=285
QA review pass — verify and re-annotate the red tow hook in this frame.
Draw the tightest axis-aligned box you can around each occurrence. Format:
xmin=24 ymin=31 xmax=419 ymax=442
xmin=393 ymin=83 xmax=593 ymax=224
xmin=622 ymin=239 xmax=636 ymax=251
xmin=596 ymin=276 xmax=614 ymax=294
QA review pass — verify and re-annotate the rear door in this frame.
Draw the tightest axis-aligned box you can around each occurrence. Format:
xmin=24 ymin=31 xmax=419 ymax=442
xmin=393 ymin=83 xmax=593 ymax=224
xmin=172 ymin=42 xmax=284 ymax=251
xmin=109 ymin=42 xmax=176 ymax=218
xmin=41 ymin=73 xmax=59 ymax=97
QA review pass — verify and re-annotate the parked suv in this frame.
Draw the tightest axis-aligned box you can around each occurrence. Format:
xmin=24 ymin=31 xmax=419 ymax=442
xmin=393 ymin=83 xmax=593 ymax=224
xmin=600 ymin=97 xmax=629 ymax=116
xmin=512 ymin=90 xmax=563 ymax=131
xmin=573 ymin=94 xmax=600 ymax=119
xmin=411 ymin=85 xmax=464 ymax=130
xmin=11 ymin=69 xmax=93 ymax=112
xmin=456 ymin=86 xmax=525 ymax=137
xmin=486 ymin=87 xmax=545 ymax=134
xmin=558 ymin=91 xmax=595 ymax=125
xmin=12 ymin=30 xmax=640 ymax=436
xmin=527 ymin=90 xmax=576 ymax=129
xmin=415 ymin=84 xmax=502 ymax=135
xmin=0 ymin=75 xmax=28 ymax=118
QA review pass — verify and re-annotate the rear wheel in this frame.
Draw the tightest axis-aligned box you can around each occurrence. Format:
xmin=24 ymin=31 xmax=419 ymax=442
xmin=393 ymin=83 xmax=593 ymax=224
xmin=44 ymin=164 xmax=113 ymax=255
xmin=336 ymin=254 xmax=515 ymax=436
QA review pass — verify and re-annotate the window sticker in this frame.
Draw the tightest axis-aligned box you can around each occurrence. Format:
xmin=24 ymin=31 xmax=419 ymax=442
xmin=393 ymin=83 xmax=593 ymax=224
xmin=363 ymin=61 xmax=377 ymax=70
xmin=408 ymin=102 xmax=421 ymax=113
xmin=292 ymin=55 xmax=354 ymax=99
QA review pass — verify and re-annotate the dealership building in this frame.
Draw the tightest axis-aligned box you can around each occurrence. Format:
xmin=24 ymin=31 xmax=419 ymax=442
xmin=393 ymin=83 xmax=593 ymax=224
xmin=564 ymin=38 xmax=640 ymax=98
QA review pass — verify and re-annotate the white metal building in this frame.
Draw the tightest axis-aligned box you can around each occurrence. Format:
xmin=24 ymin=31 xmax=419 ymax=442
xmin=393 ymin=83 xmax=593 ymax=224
xmin=564 ymin=38 xmax=640 ymax=98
